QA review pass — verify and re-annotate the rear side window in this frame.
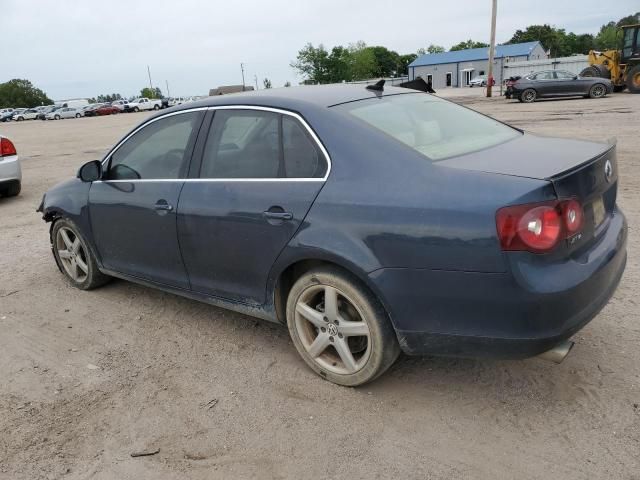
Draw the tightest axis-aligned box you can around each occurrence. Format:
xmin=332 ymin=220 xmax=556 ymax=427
xmin=200 ymin=109 xmax=327 ymax=179
xmin=106 ymin=112 xmax=200 ymax=180
xmin=334 ymin=93 xmax=520 ymax=161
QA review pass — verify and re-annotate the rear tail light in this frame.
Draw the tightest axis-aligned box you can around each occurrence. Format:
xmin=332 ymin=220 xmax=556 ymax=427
xmin=496 ymin=199 xmax=584 ymax=253
xmin=0 ymin=137 xmax=17 ymax=157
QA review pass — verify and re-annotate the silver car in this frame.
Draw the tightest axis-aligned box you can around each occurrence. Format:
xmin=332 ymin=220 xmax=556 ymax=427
xmin=13 ymin=109 xmax=39 ymax=121
xmin=0 ymin=135 xmax=21 ymax=197
xmin=46 ymin=107 xmax=84 ymax=120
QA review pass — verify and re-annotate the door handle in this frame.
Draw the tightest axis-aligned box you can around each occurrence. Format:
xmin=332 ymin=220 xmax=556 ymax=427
xmin=263 ymin=211 xmax=293 ymax=221
xmin=154 ymin=202 xmax=173 ymax=211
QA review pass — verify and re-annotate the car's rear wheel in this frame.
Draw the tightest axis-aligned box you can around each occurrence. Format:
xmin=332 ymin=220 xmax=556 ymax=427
xmin=52 ymin=219 xmax=110 ymax=290
xmin=521 ymin=89 xmax=537 ymax=103
xmin=589 ymin=83 xmax=607 ymax=98
xmin=1 ymin=181 xmax=20 ymax=197
xmin=134 ymin=107 xmax=140 ymax=112
xmin=75 ymin=113 xmax=81 ymax=118
xmin=153 ymin=104 xmax=160 ymax=110
xmin=286 ymin=267 xmax=400 ymax=386
xmin=55 ymin=115 xmax=60 ymax=120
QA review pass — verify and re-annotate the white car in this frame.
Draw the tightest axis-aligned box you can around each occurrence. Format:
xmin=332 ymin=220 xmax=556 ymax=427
xmin=111 ymin=100 xmax=129 ymax=112
xmin=469 ymin=75 xmax=495 ymax=87
xmin=125 ymin=97 xmax=162 ymax=112
xmin=0 ymin=108 xmax=14 ymax=122
xmin=0 ymin=135 xmax=21 ymax=197
xmin=46 ymin=107 xmax=84 ymax=120
xmin=13 ymin=109 xmax=39 ymax=121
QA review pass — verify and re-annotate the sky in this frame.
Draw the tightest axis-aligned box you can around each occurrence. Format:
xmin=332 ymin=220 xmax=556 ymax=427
xmin=3 ymin=0 xmax=638 ymax=100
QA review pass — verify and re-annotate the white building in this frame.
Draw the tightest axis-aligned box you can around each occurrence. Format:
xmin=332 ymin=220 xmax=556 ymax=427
xmin=408 ymin=41 xmax=547 ymax=89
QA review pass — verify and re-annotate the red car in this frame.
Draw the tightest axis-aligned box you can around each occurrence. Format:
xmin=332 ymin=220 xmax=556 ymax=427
xmin=94 ymin=104 xmax=120 ymax=116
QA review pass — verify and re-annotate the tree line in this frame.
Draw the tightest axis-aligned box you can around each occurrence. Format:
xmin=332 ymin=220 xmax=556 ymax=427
xmin=292 ymin=11 xmax=639 ymax=84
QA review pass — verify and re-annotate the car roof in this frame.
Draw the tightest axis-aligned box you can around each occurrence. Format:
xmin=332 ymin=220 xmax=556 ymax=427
xmin=168 ymin=84 xmax=417 ymax=114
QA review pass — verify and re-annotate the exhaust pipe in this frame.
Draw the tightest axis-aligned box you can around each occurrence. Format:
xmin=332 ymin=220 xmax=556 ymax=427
xmin=537 ymin=341 xmax=574 ymax=364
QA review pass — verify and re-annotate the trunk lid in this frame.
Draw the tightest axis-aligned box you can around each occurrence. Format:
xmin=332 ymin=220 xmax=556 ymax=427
xmin=441 ymin=133 xmax=618 ymax=253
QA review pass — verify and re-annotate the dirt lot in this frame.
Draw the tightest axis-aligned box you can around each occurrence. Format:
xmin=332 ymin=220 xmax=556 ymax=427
xmin=1 ymin=92 xmax=639 ymax=480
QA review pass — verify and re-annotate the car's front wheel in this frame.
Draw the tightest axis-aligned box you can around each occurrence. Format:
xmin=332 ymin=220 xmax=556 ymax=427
xmin=589 ymin=83 xmax=607 ymax=99
xmin=55 ymin=115 xmax=60 ymax=120
xmin=286 ymin=267 xmax=400 ymax=386
xmin=52 ymin=219 xmax=110 ymax=290
xmin=521 ymin=88 xmax=537 ymax=103
xmin=75 ymin=113 xmax=81 ymax=118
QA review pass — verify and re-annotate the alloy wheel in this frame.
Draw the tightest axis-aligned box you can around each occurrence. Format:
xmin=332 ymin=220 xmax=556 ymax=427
xmin=55 ymin=227 xmax=89 ymax=283
xmin=523 ymin=90 xmax=536 ymax=102
xmin=592 ymin=84 xmax=605 ymax=98
xmin=294 ymin=284 xmax=371 ymax=375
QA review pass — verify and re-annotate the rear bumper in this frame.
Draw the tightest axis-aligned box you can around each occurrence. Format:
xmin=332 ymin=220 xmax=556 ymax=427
xmin=0 ymin=156 xmax=22 ymax=183
xmin=370 ymin=208 xmax=627 ymax=358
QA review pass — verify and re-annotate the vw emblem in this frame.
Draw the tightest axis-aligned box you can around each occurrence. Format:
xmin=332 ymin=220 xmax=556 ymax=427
xmin=327 ymin=323 xmax=339 ymax=336
xmin=604 ymin=160 xmax=613 ymax=183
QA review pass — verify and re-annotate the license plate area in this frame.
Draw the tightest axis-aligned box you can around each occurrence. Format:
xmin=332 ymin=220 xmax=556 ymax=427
xmin=592 ymin=196 xmax=606 ymax=228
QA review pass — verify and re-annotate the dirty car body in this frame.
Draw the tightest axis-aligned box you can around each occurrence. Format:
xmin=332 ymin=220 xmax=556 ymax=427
xmin=39 ymin=85 xmax=627 ymax=360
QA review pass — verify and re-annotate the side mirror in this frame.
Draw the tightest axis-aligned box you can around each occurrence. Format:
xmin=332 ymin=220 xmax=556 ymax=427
xmin=77 ymin=160 xmax=102 ymax=182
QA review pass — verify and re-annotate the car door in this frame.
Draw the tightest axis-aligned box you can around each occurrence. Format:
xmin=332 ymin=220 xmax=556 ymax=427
xmin=177 ymin=107 xmax=330 ymax=304
xmin=89 ymin=109 xmax=205 ymax=288
xmin=553 ymin=70 xmax=580 ymax=95
xmin=532 ymin=71 xmax=557 ymax=97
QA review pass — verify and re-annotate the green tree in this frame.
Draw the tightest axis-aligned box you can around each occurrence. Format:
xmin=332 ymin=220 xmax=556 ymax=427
xmin=367 ymin=46 xmax=401 ymax=77
xmin=507 ymin=25 xmax=571 ymax=57
xmin=0 ymin=79 xmax=52 ymax=108
xmin=398 ymin=53 xmax=418 ymax=75
xmin=423 ymin=44 xmax=445 ymax=54
xmin=140 ymin=87 xmax=163 ymax=99
xmin=291 ymin=43 xmax=331 ymax=83
xmin=450 ymin=39 xmax=489 ymax=51
xmin=566 ymin=33 xmax=595 ymax=54
xmin=263 ymin=78 xmax=272 ymax=89
xmin=616 ymin=12 xmax=639 ymax=27
xmin=348 ymin=42 xmax=377 ymax=80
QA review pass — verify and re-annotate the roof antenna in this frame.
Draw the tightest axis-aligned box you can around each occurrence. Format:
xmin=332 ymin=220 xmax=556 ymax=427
xmin=366 ymin=80 xmax=385 ymax=91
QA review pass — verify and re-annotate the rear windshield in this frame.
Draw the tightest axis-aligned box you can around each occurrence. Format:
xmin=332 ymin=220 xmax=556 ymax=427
xmin=335 ymin=93 xmax=520 ymax=160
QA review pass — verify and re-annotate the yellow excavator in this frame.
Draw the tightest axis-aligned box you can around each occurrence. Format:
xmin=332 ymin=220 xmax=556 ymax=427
xmin=580 ymin=24 xmax=640 ymax=93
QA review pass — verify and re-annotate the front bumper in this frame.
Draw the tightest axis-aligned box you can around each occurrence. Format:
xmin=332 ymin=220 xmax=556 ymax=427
xmin=369 ymin=208 xmax=627 ymax=358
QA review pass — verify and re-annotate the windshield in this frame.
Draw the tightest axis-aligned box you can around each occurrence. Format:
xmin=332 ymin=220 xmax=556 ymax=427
xmin=335 ymin=93 xmax=520 ymax=161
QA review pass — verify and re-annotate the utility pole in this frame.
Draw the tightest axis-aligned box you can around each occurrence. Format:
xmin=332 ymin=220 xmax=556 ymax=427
xmin=240 ymin=63 xmax=246 ymax=91
xmin=486 ymin=0 xmax=497 ymax=97
xmin=147 ymin=65 xmax=153 ymax=90
xmin=165 ymin=80 xmax=170 ymax=98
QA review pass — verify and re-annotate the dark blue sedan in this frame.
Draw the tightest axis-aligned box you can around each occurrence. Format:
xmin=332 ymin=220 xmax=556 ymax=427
xmin=38 ymin=84 xmax=627 ymax=386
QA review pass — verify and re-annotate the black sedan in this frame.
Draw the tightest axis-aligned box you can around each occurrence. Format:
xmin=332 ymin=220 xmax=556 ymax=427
xmin=38 ymin=84 xmax=627 ymax=386
xmin=511 ymin=70 xmax=613 ymax=102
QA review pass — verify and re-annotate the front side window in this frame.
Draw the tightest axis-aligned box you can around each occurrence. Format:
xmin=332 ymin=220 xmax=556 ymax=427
xmin=200 ymin=109 xmax=327 ymax=179
xmin=335 ymin=93 xmax=520 ymax=161
xmin=106 ymin=112 xmax=200 ymax=180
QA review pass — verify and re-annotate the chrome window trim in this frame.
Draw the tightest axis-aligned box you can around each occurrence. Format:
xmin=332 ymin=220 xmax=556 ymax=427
xmin=97 ymin=105 xmax=331 ymax=184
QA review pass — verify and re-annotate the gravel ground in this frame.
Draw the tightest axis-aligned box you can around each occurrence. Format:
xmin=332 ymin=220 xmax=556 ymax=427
xmin=1 ymin=92 xmax=639 ymax=480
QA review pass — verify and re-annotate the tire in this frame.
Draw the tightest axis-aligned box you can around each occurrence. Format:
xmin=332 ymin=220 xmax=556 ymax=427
xmin=2 ymin=181 xmax=21 ymax=197
xmin=75 ymin=113 xmax=81 ymax=118
xmin=521 ymin=88 xmax=537 ymax=103
xmin=51 ymin=218 xmax=110 ymax=290
xmin=55 ymin=115 xmax=60 ymax=120
xmin=627 ymin=65 xmax=640 ymax=94
xmin=580 ymin=64 xmax=611 ymax=79
xmin=16 ymin=117 xmax=23 ymax=122
xmin=589 ymin=83 xmax=607 ymax=99
xmin=133 ymin=107 xmax=140 ymax=112
xmin=286 ymin=266 xmax=400 ymax=386
xmin=153 ymin=104 xmax=160 ymax=110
